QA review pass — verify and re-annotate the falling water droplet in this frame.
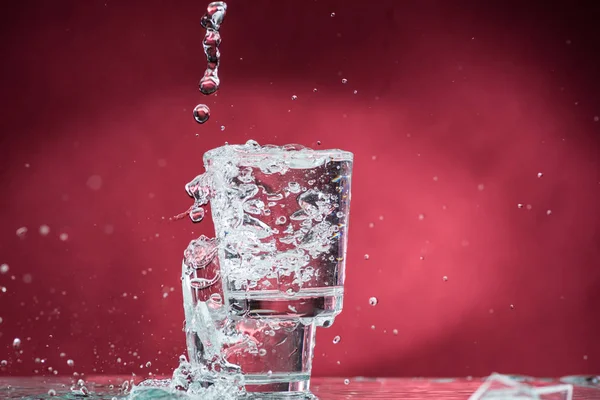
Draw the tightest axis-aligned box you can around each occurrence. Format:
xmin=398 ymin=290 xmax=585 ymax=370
xmin=418 ymin=214 xmax=425 ymax=221
xmin=39 ymin=225 xmax=50 ymax=236
xmin=344 ymin=379 xmax=350 ymax=385
xmin=341 ymin=78 xmax=347 ymax=84
xmin=537 ymin=172 xmax=543 ymax=178
xmin=510 ymin=304 xmax=515 ymax=309
xmin=220 ymin=125 xmax=225 ymax=131
xmin=330 ymin=12 xmax=336 ymax=17
xmin=201 ymin=1 xmax=228 ymax=31
xmin=258 ymin=349 xmax=267 ymax=357
xmin=546 ymin=209 xmax=552 ymax=215
xmin=369 ymin=297 xmax=378 ymax=306
xmin=199 ymin=74 xmax=220 ymax=95
xmin=353 ymin=90 xmax=358 ymax=94
xmin=145 ymin=361 xmax=152 ymax=368
xmin=364 ymin=254 xmax=369 ymax=260
xmin=0 ymin=360 xmax=7 ymax=367
xmin=333 ymin=335 xmax=341 ymax=344
xmin=291 ymin=95 xmax=297 ymax=100
xmin=393 ymin=329 xmax=398 ymax=335
xmin=193 ymin=104 xmax=210 ymax=124
xmin=67 ymin=359 xmax=74 ymax=367
xmin=0 ymin=264 xmax=8 ymax=274
xmin=443 ymin=276 xmax=448 ymax=282
xmin=12 ymin=338 xmax=21 ymax=349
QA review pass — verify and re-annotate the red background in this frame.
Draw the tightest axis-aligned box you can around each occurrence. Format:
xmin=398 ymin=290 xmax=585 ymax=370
xmin=0 ymin=0 xmax=599 ymax=378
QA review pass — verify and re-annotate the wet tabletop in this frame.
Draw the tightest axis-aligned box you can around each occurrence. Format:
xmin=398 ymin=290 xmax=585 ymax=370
xmin=1 ymin=375 xmax=599 ymax=399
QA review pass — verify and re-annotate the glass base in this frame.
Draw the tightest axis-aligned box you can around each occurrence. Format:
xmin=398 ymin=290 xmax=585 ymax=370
xmin=243 ymin=373 xmax=314 ymax=398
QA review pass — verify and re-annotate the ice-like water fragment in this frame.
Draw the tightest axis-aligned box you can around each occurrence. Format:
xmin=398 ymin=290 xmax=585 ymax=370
xmin=469 ymin=373 xmax=573 ymax=400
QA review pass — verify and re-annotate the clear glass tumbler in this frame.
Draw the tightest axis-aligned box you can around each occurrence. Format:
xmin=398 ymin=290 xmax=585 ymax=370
xmin=182 ymin=141 xmax=353 ymax=398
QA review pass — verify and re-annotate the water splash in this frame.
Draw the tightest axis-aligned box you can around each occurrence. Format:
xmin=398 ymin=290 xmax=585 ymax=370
xmin=199 ymin=2 xmax=227 ymax=96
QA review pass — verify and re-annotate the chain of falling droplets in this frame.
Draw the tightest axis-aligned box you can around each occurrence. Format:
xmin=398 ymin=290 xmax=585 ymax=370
xmin=199 ymin=2 xmax=227 ymax=95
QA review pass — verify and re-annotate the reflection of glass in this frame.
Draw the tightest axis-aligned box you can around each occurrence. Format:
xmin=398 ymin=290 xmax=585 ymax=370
xmin=182 ymin=141 xmax=353 ymax=398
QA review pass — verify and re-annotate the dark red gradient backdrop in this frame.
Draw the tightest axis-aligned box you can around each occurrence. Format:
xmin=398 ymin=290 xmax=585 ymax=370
xmin=0 ymin=0 xmax=599 ymax=378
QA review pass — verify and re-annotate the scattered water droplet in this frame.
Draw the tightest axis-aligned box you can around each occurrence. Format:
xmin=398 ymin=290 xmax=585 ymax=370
xmin=258 ymin=349 xmax=267 ymax=357
xmin=330 ymin=12 xmax=335 ymax=17
xmin=275 ymin=216 xmax=287 ymax=225
xmin=537 ymin=172 xmax=543 ymax=178
xmin=12 ymin=338 xmax=21 ymax=349
xmin=443 ymin=276 xmax=448 ymax=282
xmin=59 ymin=233 xmax=69 ymax=241
xmin=145 ymin=361 xmax=152 ymax=368
xmin=67 ymin=359 xmax=74 ymax=367
xmin=341 ymin=78 xmax=347 ymax=84
xmin=317 ymin=140 xmax=321 ymax=145
xmin=393 ymin=329 xmax=398 ymax=335
xmin=546 ymin=209 xmax=552 ymax=215
xmin=371 ymin=325 xmax=376 ymax=330
xmin=0 ymin=264 xmax=8 ymax=274
xmin=313 ymin=88 xmax=318 ymax=93
xmin=333 ymin=335 xmax=341 ymax=344
xmin=189 ymin=207 xmax=205 ymax=222
xmin=510 ymin=304 xmax=515 ymax=309
xmin=291 ymin=95 xmax=297 ymax=100
xmin=16 ymin=227 xmax=27 ymax=238
xmin=418 ymin=214 xmax=425 ymax=221
xmin=353 ymin=90 xmax=358 ymax=94
xmin=594 ymin=116 xmax=599 ymax=122
xmin=22 ymin=274 xmax=32 ymax=284
xmin=419 ymin=255 xmax=425 ymax=261
xmin=364 ymin=254 xmax=369 ymax=260
xmin=267 ymin=370 xmax=273 ymax=377
xmin=517 ymin=203 xmax=524 ymax=209
xmin=344 ymin=379 xmax=350 ymax=385
xmin=0 ymin=360 xmax=7 ymax=367
xmin=220 ymin=125 xmax=225 ymax=131
xmin=87 ymin=175 xmax=103 ymax=190
xmin=39 ymin=225 xmax=50 ymax=236
xmin=369 ymin=297 xmax=378 ymax=306
xmin=48 ymin=389 xmax=57 ymax=396
xmin=368 ymin=222 xmax=374 ymax=228
xmin=477 ymin=183 xmax=485 ymax=191
xmin=193 ymin=104 xmax=210 ymax=124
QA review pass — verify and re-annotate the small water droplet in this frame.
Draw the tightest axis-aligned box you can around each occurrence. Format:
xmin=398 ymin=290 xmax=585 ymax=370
xmin=333 ymin=335 xmax=341 ymax=344
xmin=443 ymin=276 xmax=448 ymax=282
xmin=12 ymin=338 xmax=21 ymax=349
xmin=546 ymin=209 xmax=552 ymax=215
xmin=344 ymin=379 xmax=350 ymax=385
xmin=418 ymin=214 xmax=425 ymax=221
xmin=369 ymin=297 xmax=378 ymax=306
xmin=537 ymin=172 xmax=543 ymax=178
xmin=16 ymin=227 xmax=27 ymax=238
xmin=1 ymin=360 xmax=7 ymax=367
xmin=313 ymin=88 xmax=318 ymax=93
xmin=364 ymin=254 xmax=369 ymax=260
xmin=517 ymin=203 xmax=524 ymax=209
xmin=371 ymin=325 xmax=376 ymax=330
xmin=267 ymin=370 xmax=273 ymax=376
xmin=353 ymin=90 xmax=358 ymax=94
xmin=59 ymin=233 xmax=69 ymax=241
xmin=330 ymin=12 xmax=335 ymax=17
xmin=510 ymin=304 xmax=515 ymax=309
xmin=341 ymin=78 xmax=347 ymax=84
xmin=583 ymin=354 xmax=588 ymax=360
xmin=67 ymin=359 xmax=74 ymax=367
xmin=220 ymin=125 xmax=225 ymax=131
xmin=193 ymin=104 xmax=210 ymax=124
xmin=594 ymin=116 xmax=599 ymax=122
xmin=419 ymin=255 xmax=425 ymax=261
xmin=48 ymin=389 xmax=57 ymax=396
xmin=291 ymin=95 xmax=297 ymax=100
xmin=189 ymin=207 xmax=205 ymax=222
xmin=258 ymin=349 xmax=267 ymax=357
xmin=39 ymin=225 xmax=50 ymax=236
xmin=275 ymin=216 xmax=287 ymax=225
xmin=0 ymin=264 xmax=9 ymax=274
xmin=368 ymin=222 xmax=374 ymax=228
xmin=477 ymin=183 xmax=485 ymax=191
xmin=145 ymin=361 xmax=151 ymax=368
xmin=392 ymin=329 xmax=398 ymax=335
xmin=22 ymin=274 xmax=32 ymax=284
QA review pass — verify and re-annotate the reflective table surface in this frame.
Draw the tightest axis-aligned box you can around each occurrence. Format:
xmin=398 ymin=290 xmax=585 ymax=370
xmin=1 ymin=375 xmax=598 ymax=399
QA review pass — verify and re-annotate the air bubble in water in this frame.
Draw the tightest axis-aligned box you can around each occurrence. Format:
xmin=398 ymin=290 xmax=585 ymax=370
xmin=369 ymin=297 xmax=378 ymax=306
xmin=193 ymin=104 xmax=210 ymax=124
xmin=0 ymin=264 xmax=8 ymax=274
xmin=333 ymin=335 xmax=341 ymax=344
xmin=67 ymin=359 xmax=74 ymax=367
xmin=12 ymin=338 xmax=21 ymax=349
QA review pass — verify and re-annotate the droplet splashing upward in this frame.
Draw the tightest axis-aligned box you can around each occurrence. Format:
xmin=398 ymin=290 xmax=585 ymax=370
xmin=198 ymin=2 xmax=227 ymax=97
xmin=193 ymin=104 xmax=211 ymax=124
